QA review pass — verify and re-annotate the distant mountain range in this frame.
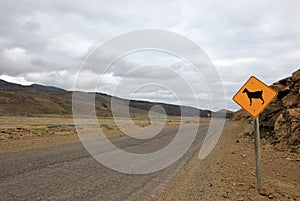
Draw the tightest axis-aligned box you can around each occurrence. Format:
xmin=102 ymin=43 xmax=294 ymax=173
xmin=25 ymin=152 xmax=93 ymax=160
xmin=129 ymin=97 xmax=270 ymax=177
xmin=0 ymin=79 xmax=233 ymax=118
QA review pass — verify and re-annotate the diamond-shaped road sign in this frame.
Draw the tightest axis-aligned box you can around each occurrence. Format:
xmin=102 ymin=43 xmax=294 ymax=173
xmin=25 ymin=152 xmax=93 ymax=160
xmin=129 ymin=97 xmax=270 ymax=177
xmin=233 ymin=76 xmax=278 ymax=117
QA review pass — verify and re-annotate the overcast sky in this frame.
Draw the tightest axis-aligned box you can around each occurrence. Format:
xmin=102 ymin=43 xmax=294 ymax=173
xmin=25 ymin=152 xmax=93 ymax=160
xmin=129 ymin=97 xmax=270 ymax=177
xmin=0 ymin=0 xmax=299 ymax=111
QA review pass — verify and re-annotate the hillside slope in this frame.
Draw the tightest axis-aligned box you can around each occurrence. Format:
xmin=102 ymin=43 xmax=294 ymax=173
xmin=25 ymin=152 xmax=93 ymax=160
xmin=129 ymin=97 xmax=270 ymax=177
xmin=0 ymin=79 xmax=232 ymax=118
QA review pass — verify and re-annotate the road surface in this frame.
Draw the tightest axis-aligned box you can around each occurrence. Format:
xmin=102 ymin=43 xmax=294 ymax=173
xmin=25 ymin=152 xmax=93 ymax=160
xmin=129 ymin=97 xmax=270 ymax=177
xmin=0 ymin=124 xmax=210 ymax=200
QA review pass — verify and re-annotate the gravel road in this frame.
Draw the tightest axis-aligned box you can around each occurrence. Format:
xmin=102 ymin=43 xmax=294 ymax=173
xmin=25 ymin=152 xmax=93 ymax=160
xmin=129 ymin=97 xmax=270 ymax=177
xmin=0 ymin=124 xmax=209 ymax=201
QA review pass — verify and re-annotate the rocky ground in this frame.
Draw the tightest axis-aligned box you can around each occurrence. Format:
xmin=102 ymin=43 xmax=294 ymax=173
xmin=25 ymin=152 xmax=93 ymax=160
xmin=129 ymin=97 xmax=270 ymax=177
xmin=153 ymin=121 xmax=300 ymax=201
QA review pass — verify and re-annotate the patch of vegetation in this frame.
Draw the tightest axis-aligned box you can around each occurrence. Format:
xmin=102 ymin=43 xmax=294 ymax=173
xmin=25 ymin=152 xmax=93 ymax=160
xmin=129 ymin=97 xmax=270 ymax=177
xmin=31 ymin=127 xmax=48 ymax=136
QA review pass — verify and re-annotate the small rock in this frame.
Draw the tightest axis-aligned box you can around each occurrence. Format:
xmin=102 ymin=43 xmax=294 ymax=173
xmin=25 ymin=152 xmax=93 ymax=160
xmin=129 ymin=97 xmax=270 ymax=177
xmin=282 ymin=94 xmax=300 ymax=108
xmin=222 ymin=192 xmax=229 ymax=198
xmin=259 ymin=187 xmax=275 ymax=197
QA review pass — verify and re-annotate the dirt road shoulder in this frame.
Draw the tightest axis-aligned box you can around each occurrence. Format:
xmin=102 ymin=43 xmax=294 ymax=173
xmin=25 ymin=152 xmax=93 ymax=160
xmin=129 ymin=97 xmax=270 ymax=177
xmin=153 ymin=122 xmax=300 ymax=201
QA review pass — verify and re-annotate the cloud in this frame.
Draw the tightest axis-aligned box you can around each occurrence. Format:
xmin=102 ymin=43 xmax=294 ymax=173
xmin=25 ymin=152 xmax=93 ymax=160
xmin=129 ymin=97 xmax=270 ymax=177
xmin=0 ymin=74 xmax=33 ymax=85
xmin=0 ymin=0 xmax=299 ymax=110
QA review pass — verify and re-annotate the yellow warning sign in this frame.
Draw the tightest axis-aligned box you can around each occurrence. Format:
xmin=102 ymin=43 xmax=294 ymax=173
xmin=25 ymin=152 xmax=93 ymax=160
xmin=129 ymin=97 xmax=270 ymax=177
xmin=233 ymin=76 xmax=278 ymax=117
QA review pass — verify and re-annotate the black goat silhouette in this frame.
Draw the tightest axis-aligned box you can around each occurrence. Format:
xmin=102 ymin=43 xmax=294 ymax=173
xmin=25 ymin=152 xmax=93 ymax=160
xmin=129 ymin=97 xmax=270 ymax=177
xmin=242 ymin=88 xmax=264 ymax=106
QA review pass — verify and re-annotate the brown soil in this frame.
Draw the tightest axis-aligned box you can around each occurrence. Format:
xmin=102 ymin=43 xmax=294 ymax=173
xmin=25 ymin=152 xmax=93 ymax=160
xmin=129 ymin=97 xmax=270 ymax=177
xmin=0 ymin=116 xmax=201 ymax=154
xmin=0 ymin=116 xmax=124 ymax=153
xmin=0 ymin=124 xmax=125 ymax=154
xmin=153 ymin=122 xmax=300 ymax=201
xmin=0 ymin=134 xmax=79 ymax=153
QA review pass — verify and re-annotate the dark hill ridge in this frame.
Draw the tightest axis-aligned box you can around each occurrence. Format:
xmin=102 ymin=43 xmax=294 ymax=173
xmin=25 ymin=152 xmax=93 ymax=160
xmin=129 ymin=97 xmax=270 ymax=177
xmin=30 ymin=84 xmax=66 ymax=92
xmin=0 ymin=79 xmax=233 ymax=118
xmin=0 ymin=79 xmax=65 ymax=94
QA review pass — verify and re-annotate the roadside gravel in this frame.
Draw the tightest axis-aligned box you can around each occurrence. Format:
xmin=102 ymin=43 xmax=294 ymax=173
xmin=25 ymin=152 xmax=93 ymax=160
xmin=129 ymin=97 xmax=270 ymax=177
xmin=154 ymin=122 xmax=300 ymax=201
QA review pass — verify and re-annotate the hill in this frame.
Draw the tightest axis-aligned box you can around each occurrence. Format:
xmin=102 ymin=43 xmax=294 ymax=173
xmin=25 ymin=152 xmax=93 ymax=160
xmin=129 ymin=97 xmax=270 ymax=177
xmin=0 ymin=79 xmax=232 ymax=118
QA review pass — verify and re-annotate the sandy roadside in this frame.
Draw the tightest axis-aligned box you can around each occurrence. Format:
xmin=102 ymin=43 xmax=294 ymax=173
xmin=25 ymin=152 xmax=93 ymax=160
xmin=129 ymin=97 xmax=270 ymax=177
xmin=153 ymin=122 xmax=300 ymax=201
xmin=0 ymin=116 xmax=207 ymax=154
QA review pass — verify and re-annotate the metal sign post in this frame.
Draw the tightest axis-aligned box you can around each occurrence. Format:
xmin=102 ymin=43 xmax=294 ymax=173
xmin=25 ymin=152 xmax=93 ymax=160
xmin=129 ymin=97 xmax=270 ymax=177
xmin=253 ymin=116 xmax=261 ymax=190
